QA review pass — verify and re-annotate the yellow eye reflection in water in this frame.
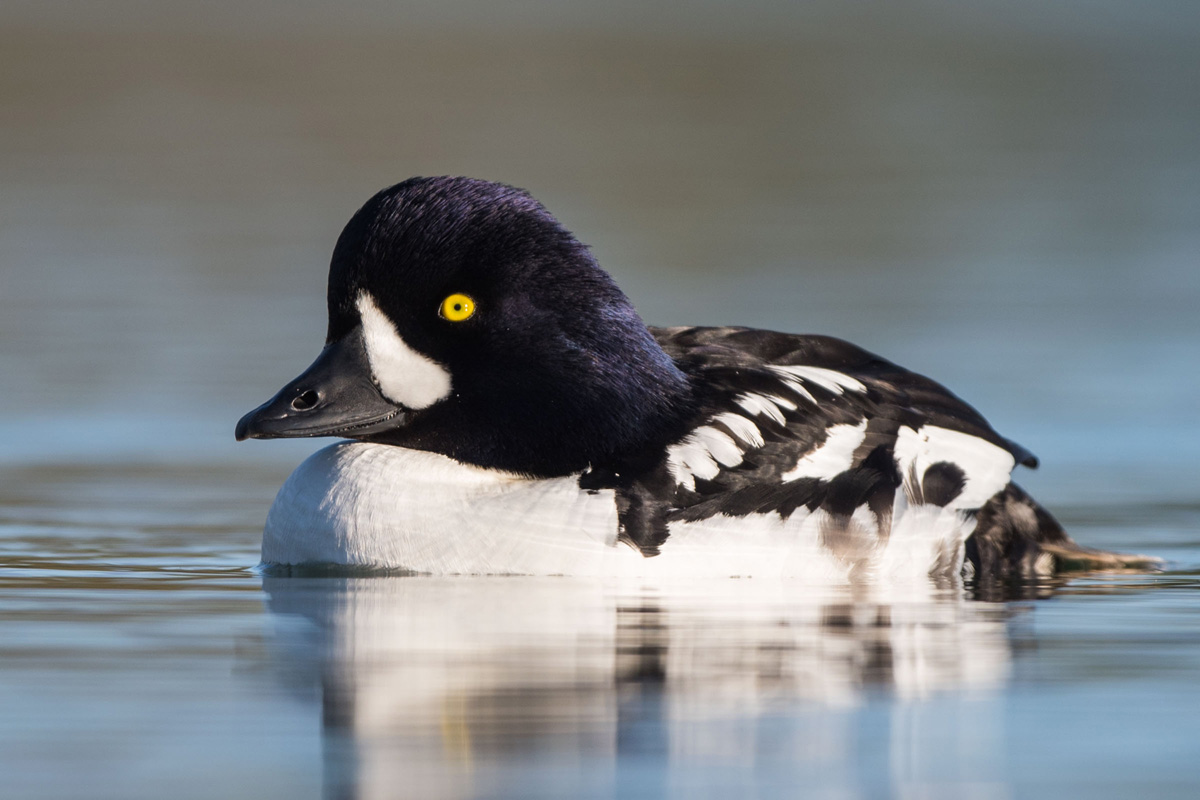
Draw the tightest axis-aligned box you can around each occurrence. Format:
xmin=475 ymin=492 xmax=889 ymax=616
xmin=440 ymin=293 xmax=476 ymax=322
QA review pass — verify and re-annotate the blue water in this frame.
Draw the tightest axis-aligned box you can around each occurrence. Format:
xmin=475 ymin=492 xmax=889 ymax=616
xmin=2 ymin=2 xmax=1199 ymax=797
xmin=1 ymin=462 xmax=1197 ymax=798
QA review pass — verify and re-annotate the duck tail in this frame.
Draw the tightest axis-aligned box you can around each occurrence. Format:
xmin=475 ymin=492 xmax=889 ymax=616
xmin=965 ymin=483 xmax=1159 ymax=580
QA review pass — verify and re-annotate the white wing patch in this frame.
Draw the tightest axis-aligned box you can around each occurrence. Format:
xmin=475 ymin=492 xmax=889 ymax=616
xmin=670 ymin=373 xmax=868 ymax=491
xmin=782 ymin=419 xmax=868 ymax=481
xmin=667 ymin=416 xmax=764 ymax=491
xmin=771 ymin=375 xmax=817 ymax=404
xmin=667 ymin=427 xmax=741 ymax=489
xmin=712 ymin=412 xmax=765 ymax=449
xmin=357 ymin=292 xmax=452 ymax=409
xmin=734 ymin=392 xmax=794 ymax=425
xmin=770 ymin=365 xmax=867 ymax=396
xmin=893 ymin=425 xmax=1015 ymax=509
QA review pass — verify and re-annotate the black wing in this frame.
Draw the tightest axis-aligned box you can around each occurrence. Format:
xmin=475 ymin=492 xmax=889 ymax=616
xmin=587 ymin=326 xmax=1035 ymax=556
xmin=656 ymin=326 xmax=1036 ymax=466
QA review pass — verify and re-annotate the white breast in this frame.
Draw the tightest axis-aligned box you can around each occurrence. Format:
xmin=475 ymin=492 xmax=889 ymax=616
xmin=263 ymin=442 xmax=622 ymax=575
xmin=262 ymin=442 xmax=978 ymax=579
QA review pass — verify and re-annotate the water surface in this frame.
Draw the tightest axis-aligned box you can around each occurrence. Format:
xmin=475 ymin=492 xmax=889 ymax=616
xmin=2 ymin=460 xmax=1198 ymax=798
xmin=2 ymin=2 xmax=1199 ymax=797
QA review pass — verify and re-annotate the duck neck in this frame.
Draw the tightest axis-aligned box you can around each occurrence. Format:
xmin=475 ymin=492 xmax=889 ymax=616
xmin=371 ymin=328 xmax=696 ymax=478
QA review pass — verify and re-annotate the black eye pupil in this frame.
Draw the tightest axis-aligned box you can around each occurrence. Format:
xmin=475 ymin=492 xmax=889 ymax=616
xmin=454 ymin=304 xmax=462 ymax=311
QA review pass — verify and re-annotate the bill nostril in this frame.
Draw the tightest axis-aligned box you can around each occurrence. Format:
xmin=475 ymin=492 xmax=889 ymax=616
xmin=291 ymin=390 xmax=320 ymax=411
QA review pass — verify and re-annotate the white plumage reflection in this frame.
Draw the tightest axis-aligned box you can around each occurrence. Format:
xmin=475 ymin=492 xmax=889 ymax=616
xmin=263 ymin=575 xmax=1017 ymax=799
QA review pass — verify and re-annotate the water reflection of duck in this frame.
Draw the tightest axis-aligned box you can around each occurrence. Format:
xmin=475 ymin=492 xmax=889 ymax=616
xmin=262 ymin=577 xmax=1017 ymax=800
xmin=238 ymin=177 xmax=1149 ymax=578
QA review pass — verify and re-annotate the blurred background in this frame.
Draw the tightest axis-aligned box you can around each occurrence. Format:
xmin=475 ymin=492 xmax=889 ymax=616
xmin=3 ymin=3 xmax=1200 ymax=799
xmin=2 ymin=0 xmax=1197 ymax=502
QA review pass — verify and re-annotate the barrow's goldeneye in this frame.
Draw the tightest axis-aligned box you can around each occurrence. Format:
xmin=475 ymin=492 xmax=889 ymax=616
xmin=237 ymin=177 xmax=1148 ymax=579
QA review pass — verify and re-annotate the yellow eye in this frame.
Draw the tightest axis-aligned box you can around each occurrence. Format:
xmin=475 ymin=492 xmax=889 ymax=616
xmin=440 ymin=293 xmax=476 ymax=322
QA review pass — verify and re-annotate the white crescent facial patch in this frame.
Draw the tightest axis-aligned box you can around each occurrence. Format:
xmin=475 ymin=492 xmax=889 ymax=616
xmin=356 ymin=291 xmax=452 ymax=410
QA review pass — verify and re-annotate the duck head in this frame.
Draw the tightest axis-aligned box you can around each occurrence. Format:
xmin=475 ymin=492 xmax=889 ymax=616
xmin=236 ymin=177 xmax=693 ymax=477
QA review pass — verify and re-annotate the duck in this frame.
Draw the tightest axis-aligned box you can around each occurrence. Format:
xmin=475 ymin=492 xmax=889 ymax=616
xmin=236 ymin=176 xmax=1147 ymax=580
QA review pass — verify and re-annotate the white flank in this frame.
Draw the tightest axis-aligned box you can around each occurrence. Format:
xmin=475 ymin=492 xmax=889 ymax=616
xmin=661 ymin=499 xmax=976 ymax=581
xmin=667 ymin=426 xmax=745 ymax=490
xmin=356 ymin=292 xmax=452 ymax=409
xmin=873 ymin=493 xmax=972 ymax=581
xmin=782 ymin=419 xmax=868 ymax=481
xmin=893 ymin=425 xmax=1015 ymax=509
xmin=771 ymin=365 xmax=867 ymax=395
xmin=261 ymin=442 xmax=985 ymax=579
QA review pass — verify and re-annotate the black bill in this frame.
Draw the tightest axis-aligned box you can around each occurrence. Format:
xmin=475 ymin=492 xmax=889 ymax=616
xmin=235 ymin=328 xmax=405 ymax=441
